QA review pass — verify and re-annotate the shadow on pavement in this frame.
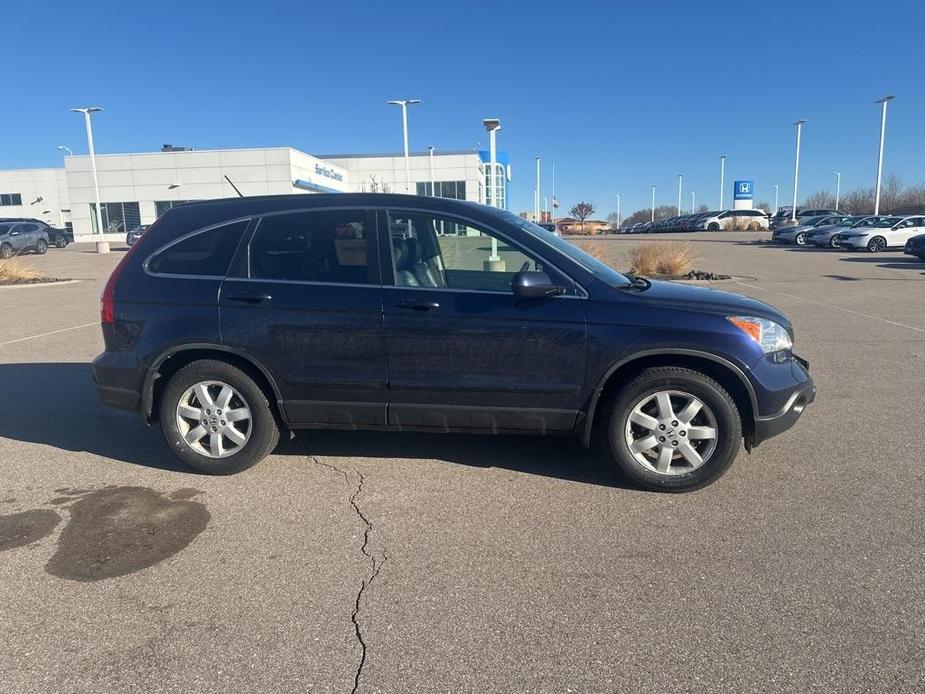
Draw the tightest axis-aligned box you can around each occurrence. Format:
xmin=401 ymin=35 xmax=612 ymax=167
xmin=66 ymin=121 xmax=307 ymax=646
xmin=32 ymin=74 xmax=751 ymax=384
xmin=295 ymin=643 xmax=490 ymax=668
xmin=840 ymin=256 xmax=925 ymax=271
xmin=0 ymin=363 xmax=630 ymax=489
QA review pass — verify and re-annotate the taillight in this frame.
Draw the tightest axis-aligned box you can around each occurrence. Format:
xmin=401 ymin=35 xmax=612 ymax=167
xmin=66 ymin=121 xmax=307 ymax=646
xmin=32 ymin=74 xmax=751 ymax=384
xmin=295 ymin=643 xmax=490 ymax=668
xmin=100 ymin=221 xmax=158 ymax=324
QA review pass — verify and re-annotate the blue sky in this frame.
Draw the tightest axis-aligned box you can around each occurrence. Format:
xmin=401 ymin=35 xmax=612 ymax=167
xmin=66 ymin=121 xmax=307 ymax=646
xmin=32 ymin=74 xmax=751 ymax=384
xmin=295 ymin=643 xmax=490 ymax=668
xmin=4 ymin=0 xmax=923 ymax=218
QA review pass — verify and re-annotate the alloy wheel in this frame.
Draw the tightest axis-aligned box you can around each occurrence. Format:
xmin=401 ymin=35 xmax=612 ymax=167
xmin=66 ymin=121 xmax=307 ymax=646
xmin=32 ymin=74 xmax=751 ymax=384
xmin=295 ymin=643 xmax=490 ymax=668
xmin=624 ymin=390 xmax=718 ymax=476
xmin=175 ymin=380 xmax=252 ymax=459
xmin=868 ymin=237 xmax=886 ymax=253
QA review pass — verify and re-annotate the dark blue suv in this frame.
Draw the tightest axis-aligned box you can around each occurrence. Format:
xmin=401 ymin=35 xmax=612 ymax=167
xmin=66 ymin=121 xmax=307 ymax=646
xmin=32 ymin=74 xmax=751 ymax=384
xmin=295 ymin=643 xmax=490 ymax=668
xmin=92 ymin=194 xmax=814 ymax=491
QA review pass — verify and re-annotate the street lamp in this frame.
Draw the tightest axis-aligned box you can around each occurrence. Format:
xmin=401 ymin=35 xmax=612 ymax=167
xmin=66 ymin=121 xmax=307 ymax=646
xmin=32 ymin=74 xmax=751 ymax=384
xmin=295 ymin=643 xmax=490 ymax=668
xmin=874 ymin=96 xmax=894 ymax=215
xmin=719 ymin=155 xmax=726 ymax=209
xmin=428 ymin=145 xmax=435 ymax=196
xmin=791 ymin=120 xmax=807 ymax=222
xmin=690 ymin=191 xmax=696 ymax=213
xmin=543 ymin=196 xmax=549 ymax=223
xmin=482 ymin=118 xmax=503 ymax=268
xmin=57 ymin=145 xmax=73 ymax=157
xmin=677 ymin=174 xmax=683 ymax=215
xmin=71 ymin=107 xmax=108 ymax=254
xmin=773 ymin=184 xmax=779 ymax=215
xmin=387 ymin=99 xmax=421 ymax=194
xmin=833 ymin=171 xmax=841 ymax=211
xmin=650 ymin=185 xmax=656 ymax=222
xmin=535 ymin=156 xmax=541 ymax=222
xmin=615 ymin=194 xmax=621 ymax=230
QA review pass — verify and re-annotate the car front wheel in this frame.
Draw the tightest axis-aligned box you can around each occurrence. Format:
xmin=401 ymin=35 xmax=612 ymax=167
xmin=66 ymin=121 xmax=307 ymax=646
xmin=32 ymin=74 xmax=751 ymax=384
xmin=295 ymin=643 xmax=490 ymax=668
xmin=794 ymin=232 xmax=807 ymax=246
xmin=159 ymin=359 xmax=280 ymax=474
xmin=601 ymin=367 xmax=742 ymax=492
xmin=867 ymin=236 xmax=887 ymax=253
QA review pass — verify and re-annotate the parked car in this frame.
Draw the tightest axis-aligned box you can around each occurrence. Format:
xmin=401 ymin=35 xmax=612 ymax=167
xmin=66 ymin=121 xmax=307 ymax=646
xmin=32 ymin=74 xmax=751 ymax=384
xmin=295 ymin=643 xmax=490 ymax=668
xmin=770 ymin=208 xmax=841 ymax=230
xmin=0 ymin=217 xmax=71 ymax=248
xmin=806 ymin=216 xmax=884 ymax=248
xmin=772 ymin=215 xmax=852 ymax=246
xmin=904 ymin=233 xmax=925 ymax=260
xmin=91 ymin=193 xmax=814 ymax=492
xmin=126 ymin=224 xmax=150 ymax=247
xmin=833 ymin=216 xmax=925 ymax=252
xmin=696 ymin=209 xmax=768 ymax=231
xmin=0 ymin=221 xmax=50 ymax=258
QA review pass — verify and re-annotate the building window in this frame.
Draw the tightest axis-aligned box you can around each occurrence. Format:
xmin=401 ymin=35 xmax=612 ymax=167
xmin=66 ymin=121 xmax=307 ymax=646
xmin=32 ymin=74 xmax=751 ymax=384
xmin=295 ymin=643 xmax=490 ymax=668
xmin=0 ymin=193 xmax=23 ymax=206
xmin=89 ymin=202 xmax=141 ymax=233
xmin=155 ymin=200 xmax=190 ymax=218
xmin=415 ymin=181 xmax=467 ymax=200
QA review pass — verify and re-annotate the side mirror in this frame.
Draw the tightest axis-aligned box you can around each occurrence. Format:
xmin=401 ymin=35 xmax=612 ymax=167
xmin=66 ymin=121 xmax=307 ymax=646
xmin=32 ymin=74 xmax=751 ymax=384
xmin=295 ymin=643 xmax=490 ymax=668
xmin=512 ymin=271 xmax=564 ymax=299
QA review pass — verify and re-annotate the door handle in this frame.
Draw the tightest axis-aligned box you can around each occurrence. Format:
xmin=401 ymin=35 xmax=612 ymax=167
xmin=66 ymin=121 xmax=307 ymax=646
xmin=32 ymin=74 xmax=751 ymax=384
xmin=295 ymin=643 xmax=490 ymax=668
xmin=227 ymin=292 xmax=272 ymax=304
xmin=395 ymin=300 xmax=440 ymax=311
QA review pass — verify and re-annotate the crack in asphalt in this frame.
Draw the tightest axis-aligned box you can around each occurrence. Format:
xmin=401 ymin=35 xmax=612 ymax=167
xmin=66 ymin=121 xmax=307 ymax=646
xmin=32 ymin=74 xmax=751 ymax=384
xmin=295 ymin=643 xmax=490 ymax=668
xmin=310 ymin=457 xmax=386 ymax=694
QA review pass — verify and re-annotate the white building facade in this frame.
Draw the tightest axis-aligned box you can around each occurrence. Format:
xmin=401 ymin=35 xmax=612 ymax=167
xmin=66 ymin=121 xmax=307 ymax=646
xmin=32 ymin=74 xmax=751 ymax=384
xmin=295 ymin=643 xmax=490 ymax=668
xmin=0 ymin=146 xmax=508 ymax=242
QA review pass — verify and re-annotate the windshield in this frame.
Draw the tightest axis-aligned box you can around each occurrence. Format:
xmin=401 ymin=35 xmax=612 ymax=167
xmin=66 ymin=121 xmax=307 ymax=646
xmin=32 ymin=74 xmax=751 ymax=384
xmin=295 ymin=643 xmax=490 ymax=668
xmin=503 ymin=212 xmax=631 ymax=286
xmin=873 ymin=217 xmax=901 ymax=228
xmin=850 ymin=217 xmax=876 ymax=227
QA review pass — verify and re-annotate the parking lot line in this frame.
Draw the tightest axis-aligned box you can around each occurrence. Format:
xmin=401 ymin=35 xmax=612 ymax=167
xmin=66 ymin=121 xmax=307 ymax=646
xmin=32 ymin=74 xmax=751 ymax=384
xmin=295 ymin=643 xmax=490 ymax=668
xmin=0 ymin=322 xmax=98 ymax=347
xmin=736 ymin=281 xmax=925 ymax=334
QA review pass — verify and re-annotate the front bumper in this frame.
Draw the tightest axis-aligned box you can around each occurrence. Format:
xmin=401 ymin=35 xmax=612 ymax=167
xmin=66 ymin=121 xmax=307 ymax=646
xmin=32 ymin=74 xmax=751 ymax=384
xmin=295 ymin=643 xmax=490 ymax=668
xmin=751 ymin=355 xmax=815 ymax=446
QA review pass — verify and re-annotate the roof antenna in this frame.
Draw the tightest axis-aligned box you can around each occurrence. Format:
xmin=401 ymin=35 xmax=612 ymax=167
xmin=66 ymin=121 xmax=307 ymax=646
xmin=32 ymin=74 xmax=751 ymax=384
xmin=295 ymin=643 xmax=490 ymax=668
xmin=224 ymin=175 xmax=244 ymax=197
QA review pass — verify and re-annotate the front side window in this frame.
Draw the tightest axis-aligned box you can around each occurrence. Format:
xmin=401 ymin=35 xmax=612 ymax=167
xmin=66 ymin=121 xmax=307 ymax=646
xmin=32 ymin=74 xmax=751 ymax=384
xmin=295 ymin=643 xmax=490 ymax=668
xmin=248 ymin=209 xmax=370 ymax=284
xmin=148 ymin=220 xmax=249 ymax=277
xmin=386 ymin=211 xmax=549 ymax=293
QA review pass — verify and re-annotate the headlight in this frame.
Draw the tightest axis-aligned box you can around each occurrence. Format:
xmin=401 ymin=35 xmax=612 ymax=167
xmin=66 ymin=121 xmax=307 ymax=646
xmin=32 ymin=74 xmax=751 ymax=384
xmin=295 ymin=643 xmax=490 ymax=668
xmin=727 ymin=316 xmax=793 ymax=353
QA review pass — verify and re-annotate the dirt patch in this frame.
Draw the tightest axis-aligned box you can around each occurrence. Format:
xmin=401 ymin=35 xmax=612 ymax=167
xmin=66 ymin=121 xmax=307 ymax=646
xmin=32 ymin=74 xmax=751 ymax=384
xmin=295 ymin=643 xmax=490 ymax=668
xmin=0 ymin=277 xmax=71 ymax=286
xmin=0 ymin=509 xmax=61 ymax=551
xmin=45 ymin=486 xmax=209 ymax=582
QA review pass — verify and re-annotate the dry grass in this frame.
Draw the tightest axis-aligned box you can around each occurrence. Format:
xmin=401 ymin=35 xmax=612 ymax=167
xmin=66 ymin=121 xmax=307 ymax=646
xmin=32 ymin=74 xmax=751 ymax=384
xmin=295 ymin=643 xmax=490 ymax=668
xmin=722 ymin=217 xmax=765 ymax=231
xmin=583 ymin=241 xmax=609 ymax=262
xmin=0 ymin=257 xmax=42 ymax=283
xmin=628 ymin=241 xmax=699 ymax=276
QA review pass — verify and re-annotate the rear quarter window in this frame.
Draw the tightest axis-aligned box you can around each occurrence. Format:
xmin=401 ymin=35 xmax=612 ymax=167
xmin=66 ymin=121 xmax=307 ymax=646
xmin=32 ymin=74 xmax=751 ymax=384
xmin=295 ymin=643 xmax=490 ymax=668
xmin=147 ymin=219 xmax=249 ymax=277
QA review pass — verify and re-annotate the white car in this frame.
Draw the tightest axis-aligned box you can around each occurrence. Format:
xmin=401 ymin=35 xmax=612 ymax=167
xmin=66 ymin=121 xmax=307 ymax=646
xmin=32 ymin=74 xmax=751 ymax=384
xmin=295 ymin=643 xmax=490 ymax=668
xmin=696 ymin=209 xmax=769 ymax=231
xmin=834 ymin=216 xmax=925 ymax=252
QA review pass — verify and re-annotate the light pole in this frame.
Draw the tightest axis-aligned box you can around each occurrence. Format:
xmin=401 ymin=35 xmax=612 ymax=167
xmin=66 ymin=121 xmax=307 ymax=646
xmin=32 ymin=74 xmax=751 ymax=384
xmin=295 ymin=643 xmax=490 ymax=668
xmin=615 ymin=194 xmax=621 ymax=230
xmin=387 ymin=99 xmax=421 ymax=194
xmin=482 ymin=118 xmax=503 ymax=268
xmin=71 ymin=107 xmax=108 ymax=254
xmin=874 ymin=95 xmax=894 ymax=215
xmin=543 ymin=196 xmax=548 ymax=223
xmin=428 ymin=145 xmax=435 ymax=196
xmin=677 ymin=174 xmax=683 ymax=215
xmin=651 ymin=185 xmax=656 ymax=222
xmin=773 ymin=185 xmax=779 ymax=215
xmin=57 ymin=145 xmax=73 ymax=157
xmin=690 ymin=191 xmax=696 ymax=213
xmin=535 ymin=156 xmax=541 ymax=221
xmin=719 ymin=155 xmax=726 ymax=210
xmin=833 ymin=171 xmax=841 ymax=210
xmin=791 ymin=120 xmax=807 ymax=221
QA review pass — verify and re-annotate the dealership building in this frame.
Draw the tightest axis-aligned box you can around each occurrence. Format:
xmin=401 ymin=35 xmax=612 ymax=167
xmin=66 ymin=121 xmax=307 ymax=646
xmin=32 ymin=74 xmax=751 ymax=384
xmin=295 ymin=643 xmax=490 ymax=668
xmin=0 ymin=146 xmax=511 ymax=241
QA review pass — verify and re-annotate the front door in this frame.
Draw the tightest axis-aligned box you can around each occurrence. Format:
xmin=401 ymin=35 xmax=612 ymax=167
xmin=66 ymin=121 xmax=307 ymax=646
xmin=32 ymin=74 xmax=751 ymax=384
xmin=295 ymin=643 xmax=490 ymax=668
xmin=889 ymin=217 xmax=925 ymax=247
xmin=378 ymin=209 xmax=587 ymax=433
xmin=219 ymin=207 xmax=388 ymax=427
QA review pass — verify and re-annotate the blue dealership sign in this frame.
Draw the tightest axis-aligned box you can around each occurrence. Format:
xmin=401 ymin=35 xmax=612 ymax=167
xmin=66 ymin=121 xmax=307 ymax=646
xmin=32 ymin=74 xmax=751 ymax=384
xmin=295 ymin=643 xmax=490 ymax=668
xmin=734 ymin=180 xmax=754 ymax=200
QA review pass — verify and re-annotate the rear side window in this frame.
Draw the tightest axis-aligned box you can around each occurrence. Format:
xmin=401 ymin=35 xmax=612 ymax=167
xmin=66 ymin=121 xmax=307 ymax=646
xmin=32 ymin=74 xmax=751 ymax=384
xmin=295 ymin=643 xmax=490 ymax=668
xmin=148 ymin=220 xmax=249 ymax=277
xmin=247 ymin=209 xmax=370 ymax=284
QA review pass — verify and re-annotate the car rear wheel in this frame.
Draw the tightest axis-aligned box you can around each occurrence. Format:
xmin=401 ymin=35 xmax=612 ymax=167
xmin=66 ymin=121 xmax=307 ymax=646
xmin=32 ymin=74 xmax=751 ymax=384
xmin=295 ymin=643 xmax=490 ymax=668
xmin=829 ymin=236 xmax=840 ymax=248
xmin=707 ymin=223 xmax=720 ymax=231
xmin=55 ymin=238 xmax=68 ymax=248
xmin=0 ymin=243 xmax=12 ymax=259
xmin=867 ymin=236 xmax=887 ymax=253
xmin=159 ymin=359 xmax=280 ymax=474
xmin=36 ymin=239 xmax=48 ymax=255
xmin=601 ymin=367 xmax=742 ymax=492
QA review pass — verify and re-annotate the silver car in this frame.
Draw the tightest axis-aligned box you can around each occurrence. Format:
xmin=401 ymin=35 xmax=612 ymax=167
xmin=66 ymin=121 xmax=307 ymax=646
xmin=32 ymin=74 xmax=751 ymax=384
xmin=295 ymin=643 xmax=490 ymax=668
xmin=772 ymin=215 xmax=851 ymax=245
xmin=835 ymin=216 xmax=925 ymax=252
xmin=806 ymin=216 xmax=884 ymax=248
xmin=0 ymin=221 xmax=50 ymax=259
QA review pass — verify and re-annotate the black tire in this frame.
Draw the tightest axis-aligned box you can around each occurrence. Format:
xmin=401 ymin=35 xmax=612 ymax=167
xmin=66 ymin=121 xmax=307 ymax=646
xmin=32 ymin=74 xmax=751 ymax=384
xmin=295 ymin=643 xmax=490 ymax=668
xmin=55 ymin=238 xmax=68 ymax=248
xmin=867 ymin=236 xmax=886 ymax=253
xmin=35 ymin=239 xmax=48 ymax=255
xmin=159 ymin=359 xmax=279 ymax=474
xmin=600 ymin=367 xmax=742 ymax=492
xmin=829 ymin=236 xmax=840 ymax=248
xmin=794 ymin=232 xmax=806 ymax=246
xmin=0 ymin=243 xmax=12 ymax=260
xmin=707 ymin=223 xmax=720 ymax=231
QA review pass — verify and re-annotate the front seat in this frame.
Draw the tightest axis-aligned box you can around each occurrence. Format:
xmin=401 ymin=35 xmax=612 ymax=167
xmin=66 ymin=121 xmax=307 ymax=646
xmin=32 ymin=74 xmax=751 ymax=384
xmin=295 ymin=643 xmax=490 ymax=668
xmin=403 ymin=237 xmax=443 ymax=288
xmin=392 ymin=238 xmax=420 ymax=287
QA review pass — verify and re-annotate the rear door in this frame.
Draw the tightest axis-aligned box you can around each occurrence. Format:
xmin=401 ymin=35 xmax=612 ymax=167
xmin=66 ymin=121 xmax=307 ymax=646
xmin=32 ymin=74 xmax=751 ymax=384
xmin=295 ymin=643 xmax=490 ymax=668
xmin=378 ymin=208 xmax=587 ymax=433
xmin=219 ymin=207 xmax=388 ymax=427
xmin=891 ymin=217 xmax=925 ymax=247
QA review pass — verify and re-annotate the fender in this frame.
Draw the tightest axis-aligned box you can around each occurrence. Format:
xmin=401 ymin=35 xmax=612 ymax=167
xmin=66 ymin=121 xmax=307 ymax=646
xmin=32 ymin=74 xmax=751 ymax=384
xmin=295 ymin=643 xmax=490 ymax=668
xmin=141 ymin=342 xmax=285 ymax=420
xmin=579 ymin=348 xmax=759 ymax=447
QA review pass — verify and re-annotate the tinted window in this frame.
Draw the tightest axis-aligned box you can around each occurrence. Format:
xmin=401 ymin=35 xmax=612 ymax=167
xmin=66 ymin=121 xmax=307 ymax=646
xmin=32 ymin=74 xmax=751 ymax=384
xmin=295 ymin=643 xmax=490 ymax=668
xmin=148 ymin=220 xmax=249 ymax=277
xmin=249 ymin=209 xmax=370 ymax=284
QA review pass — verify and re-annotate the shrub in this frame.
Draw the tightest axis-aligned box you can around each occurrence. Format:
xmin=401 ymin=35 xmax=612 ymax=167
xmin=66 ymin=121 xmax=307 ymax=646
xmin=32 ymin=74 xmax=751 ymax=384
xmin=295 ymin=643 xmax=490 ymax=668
xmin=583 ymin=241 xmax=609 ymax=263
xmin=0 ymin=257 xmax=42 ymax=283
xmin=722 ymin=217 xmax=766 ymax=231
xmin=628 ymin=242 xmax=699 ymax=276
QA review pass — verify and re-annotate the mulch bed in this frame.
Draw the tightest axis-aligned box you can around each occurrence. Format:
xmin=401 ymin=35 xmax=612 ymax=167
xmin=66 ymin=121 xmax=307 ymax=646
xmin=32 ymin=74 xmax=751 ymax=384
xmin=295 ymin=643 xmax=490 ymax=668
xmin=638 ymin=270 xmax=733 ymax=281
xmin=0 ymin=277 xmax=71 ymax=286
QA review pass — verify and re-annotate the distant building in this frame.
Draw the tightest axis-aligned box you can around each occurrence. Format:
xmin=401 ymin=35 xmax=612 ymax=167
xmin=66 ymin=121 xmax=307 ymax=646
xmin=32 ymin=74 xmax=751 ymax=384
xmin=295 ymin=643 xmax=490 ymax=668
xmin=554 ymin=217 xmax=610 ymax=235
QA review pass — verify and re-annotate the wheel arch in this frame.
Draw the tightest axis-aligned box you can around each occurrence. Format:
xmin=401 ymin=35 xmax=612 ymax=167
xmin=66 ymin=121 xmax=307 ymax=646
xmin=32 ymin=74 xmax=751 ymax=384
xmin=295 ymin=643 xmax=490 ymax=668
xmin=581 ymin=350 xmax=758 ymax=448
xmin=143 ymin=344 xmax=284 ymax=424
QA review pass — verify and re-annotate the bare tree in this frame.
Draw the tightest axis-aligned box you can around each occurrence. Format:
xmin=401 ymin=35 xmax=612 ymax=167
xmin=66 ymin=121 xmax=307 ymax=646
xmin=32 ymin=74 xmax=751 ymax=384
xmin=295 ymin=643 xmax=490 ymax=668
xmin=570 ymin=201 xmax=595 ymax=233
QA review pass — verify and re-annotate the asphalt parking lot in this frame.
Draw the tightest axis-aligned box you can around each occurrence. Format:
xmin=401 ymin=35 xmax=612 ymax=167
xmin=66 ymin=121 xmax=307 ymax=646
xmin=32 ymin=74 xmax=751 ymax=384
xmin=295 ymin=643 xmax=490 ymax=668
xmin=1 ymin=233 xmax=923 ymax=693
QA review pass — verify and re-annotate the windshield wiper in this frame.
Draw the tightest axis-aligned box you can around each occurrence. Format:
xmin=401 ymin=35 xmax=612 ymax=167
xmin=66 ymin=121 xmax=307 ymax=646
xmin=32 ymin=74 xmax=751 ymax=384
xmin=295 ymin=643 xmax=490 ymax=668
xmin=622 ymin=274 xmax=651 ymax=290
